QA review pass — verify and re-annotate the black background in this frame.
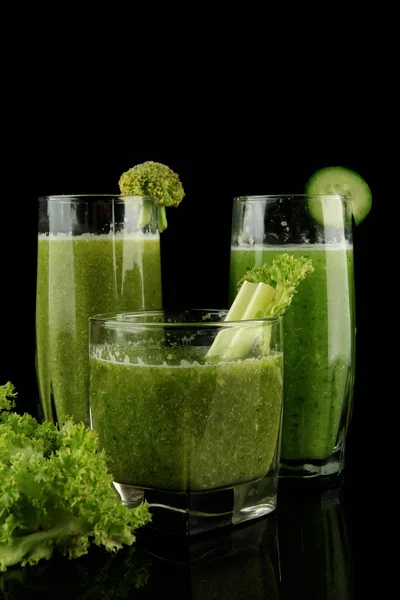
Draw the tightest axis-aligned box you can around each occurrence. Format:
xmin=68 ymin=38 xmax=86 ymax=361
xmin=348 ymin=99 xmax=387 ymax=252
xmin=0 ymin=81 xmax=396 ymax=593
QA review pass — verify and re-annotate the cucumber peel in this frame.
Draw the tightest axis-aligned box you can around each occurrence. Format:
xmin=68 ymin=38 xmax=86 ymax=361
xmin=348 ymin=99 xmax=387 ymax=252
xmin=306 ymin=166 xmax=372 ymax=226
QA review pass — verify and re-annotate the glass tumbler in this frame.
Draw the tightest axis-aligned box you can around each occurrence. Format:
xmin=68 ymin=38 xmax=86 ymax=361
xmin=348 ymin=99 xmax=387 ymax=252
xmin=229 ymin=195 xmax=356 ymax=477
xmin=36 ymin=195 xmax=162 ymax=426
xmin=89 ymin=309 xmax=283 ymax=535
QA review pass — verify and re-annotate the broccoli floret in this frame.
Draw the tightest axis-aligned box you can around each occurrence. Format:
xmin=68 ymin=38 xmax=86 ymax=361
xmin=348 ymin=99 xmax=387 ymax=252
xmin=119 ymin=161 xmax=185 ymax=232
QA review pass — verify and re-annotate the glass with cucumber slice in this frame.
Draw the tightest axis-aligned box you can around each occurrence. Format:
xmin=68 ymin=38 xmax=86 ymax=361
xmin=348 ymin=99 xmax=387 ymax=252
xmin=229 ymin=184 xmax=362 ymax=478
xmin=306 ymin=166 xmax=372 ymax=226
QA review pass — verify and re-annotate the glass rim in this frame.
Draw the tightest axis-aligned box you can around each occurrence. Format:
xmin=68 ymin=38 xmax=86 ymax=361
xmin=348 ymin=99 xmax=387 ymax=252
xmin=38 ymin=195 xmax=158 ymax=202
xmin=233 ymin=193 xmax=349 ymax=202
xmin=90 ymin=309 xmax=281 ymax=329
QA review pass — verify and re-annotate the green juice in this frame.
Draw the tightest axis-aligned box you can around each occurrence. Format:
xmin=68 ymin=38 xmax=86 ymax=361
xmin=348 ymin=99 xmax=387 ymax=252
xmin=89 ymin=348 xmax=283 ymax=491
xmin=36 ymin=233 xmax=162 ymax=426
xmin=229 ymin=244 xmax=355 ymax=461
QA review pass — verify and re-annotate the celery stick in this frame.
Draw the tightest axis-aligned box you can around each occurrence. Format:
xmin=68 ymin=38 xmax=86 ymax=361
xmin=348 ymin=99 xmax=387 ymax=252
xmin=208 ymin=255 xmax=314 ymax=362
xmin=241 ymin=283 xmax=276 ymax=319
xmin=220 ymin=283 xmax=275 ymax=360
xmin=225 ymin=281 xmax=259 ymax=321
xmin=206 ymin=282 xmax=275 ymax=360
xmin=222 ymin=323 xmax=264 ymax=361
xmin=206 ymin=282 xmax=258 ymax=359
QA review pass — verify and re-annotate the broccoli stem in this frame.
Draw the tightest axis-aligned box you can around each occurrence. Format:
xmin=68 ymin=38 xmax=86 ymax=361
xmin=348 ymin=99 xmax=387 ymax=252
xmin=136 ymin=203 xmax=168 ymax=232
xmin=158 ymin=205 xmax=168 ymax=233
xmin=137 ymin=199 xmax=154 ymax=230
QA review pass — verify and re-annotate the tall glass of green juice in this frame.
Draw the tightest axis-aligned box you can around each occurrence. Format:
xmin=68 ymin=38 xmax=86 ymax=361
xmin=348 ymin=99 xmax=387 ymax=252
xmin=36 ymin=195 xmax=162 ymax=426
xmin=89 ymin=309 xmax=283 ymax=536
xmin=229 ymin=195 xmax=355 ymax=477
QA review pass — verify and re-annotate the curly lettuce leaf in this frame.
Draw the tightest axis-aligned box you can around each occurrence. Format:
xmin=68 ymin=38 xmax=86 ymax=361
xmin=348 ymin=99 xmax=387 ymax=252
xmin=0 ymin=383 xmax=151 ymax=572
xmin=237 ymin=254 xmax=315 ymax=317
xmin=0 ymin=382 xmax=17 ymax=412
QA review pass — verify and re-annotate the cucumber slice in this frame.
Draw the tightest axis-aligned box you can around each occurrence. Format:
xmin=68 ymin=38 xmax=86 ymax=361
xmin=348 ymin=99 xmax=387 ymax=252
xmin=306 ymin=166 xmax=372 ymax=226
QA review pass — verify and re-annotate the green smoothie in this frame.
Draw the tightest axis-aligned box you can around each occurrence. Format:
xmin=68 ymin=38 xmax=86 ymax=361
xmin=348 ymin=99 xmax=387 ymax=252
xmin=89 ymin=347 xmax=283 ymax=491
xmin=229 ymin=244 xmax=355 ymax=461
xmin=36 ymin=233 xmax=162 ymax=426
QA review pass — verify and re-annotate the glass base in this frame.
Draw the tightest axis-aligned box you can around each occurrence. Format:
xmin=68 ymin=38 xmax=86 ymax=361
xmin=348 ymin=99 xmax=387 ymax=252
xmin=279 ymin=450 xmax=344 ymax=478
xmin=114 ymin=473 xmax=277 ymax=536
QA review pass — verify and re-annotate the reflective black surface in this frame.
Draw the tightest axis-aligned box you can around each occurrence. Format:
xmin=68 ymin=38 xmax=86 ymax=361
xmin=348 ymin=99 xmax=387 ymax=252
xmin=0 ymin=93 xmax=392 ymax=598
xmin=278 ymin=478 xmax=354 ymax=599
xmin=1 ymin=475 xmax=396 ymax=599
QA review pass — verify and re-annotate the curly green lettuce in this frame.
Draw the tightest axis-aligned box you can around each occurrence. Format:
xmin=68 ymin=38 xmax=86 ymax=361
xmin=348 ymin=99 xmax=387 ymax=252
xmin=236 ymin=253 xmax=315 ymax=317
xmin=0 ymin=383 xmax=151 ymax=572
xmin=0 ymin=382 xmax=17 ymax=411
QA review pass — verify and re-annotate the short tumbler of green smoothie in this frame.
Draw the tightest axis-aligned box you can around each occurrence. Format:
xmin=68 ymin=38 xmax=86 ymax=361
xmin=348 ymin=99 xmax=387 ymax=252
xmin=229 ymin=195 xmax=356 ymax=477
xmin=36 ymin=195 xmax=163 ymax=427
xmin=89 ymin=309 xmax=283 ymax=535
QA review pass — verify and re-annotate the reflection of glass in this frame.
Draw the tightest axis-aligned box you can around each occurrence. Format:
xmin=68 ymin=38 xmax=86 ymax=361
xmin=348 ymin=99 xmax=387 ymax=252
xmin=137 ymin=513 xmax=280 ymax=598
xmin=89 ymin=309 xmax=283 ymax=535
xmin=36 ymin=195 xmax=162 ymax=427
xmin=229 ymin=195 xmax=356 ymax=477
xmin=278 ymin=482 xmax=354 ymax=599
